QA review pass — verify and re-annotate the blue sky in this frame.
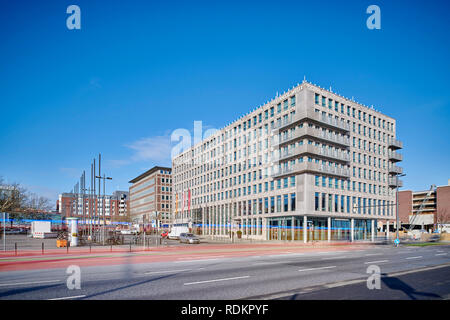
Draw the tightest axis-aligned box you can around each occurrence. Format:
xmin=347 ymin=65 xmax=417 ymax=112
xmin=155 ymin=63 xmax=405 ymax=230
xmin=1 ymin=0 xmax=449 ymax=207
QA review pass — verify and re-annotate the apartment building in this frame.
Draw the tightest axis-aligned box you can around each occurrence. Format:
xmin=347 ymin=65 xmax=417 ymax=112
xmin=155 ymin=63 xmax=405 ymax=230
xmin=57 ymin=190 xmax=129 ymax=223
xmin=399 ymin=181 xmax=450 ymax=232
xmin=172 ymin=80 xmax=403 ymax=242
xmin=129 ymin=166 xmax=172 ymax=227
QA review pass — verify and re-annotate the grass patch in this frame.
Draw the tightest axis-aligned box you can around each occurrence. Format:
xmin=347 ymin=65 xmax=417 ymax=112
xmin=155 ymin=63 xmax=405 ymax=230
xmin=404 ymin=242 xmax=448 ymax=247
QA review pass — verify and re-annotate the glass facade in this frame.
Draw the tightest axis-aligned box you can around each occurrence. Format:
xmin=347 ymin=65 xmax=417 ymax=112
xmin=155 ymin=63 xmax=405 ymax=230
xmin=266 ymin=217 xmax=374 ymax=242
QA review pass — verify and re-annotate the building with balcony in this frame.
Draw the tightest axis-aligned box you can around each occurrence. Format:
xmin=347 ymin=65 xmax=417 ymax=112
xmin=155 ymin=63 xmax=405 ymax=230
xmin=398 ymin=181 xmax=450 ymax=232
xmin=172 ymin=80 xmax=403 ymax=242
xmin=129 ymin=166 xmax=172 ymax=228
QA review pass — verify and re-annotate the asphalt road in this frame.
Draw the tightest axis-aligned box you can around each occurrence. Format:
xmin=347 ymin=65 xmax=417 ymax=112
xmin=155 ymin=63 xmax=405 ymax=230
xmin=0 ymin=244 xmax=449 ymax=300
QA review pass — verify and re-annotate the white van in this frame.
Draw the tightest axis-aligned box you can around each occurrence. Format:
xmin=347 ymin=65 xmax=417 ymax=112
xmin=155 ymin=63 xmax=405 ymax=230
xmin=168 ymin=226 xmax=189 ymax=239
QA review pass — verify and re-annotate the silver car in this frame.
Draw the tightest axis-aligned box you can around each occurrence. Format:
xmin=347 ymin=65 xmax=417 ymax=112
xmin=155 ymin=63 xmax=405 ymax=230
xmin=179 ymin=233 xmax=200 ymax=244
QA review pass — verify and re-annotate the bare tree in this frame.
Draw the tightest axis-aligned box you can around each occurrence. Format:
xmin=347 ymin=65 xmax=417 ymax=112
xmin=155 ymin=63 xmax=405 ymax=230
xmin=1 ymin=176 xmax=53 ymax=225
xmin=25 ymin=192 xmax=52 ymax=212
xmin=436 ymin=207 xmax=450 ymax=232
xmin=0 ymin=177 xmax=28 ymax=213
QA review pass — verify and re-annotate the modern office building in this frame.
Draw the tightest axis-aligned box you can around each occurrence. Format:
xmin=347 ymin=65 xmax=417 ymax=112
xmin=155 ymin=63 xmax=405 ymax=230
xmin=398 ymin=181 xmax=450 ymax=232
xmin=129 ymin=166 xmax=172 ymax=227
xmin=172 ymin=80 xmax=403 ymax=242
xmin=57 ymin=190 xmax=129 ymax=223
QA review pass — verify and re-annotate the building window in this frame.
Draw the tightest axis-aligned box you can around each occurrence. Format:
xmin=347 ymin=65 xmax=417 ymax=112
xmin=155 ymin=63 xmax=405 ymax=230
xmin=315 ymin=193 xmax=319 ymax=211
xmin=291 ymin=193 xmax=296 ymax=211
xmin=264 ymin=197 xmax=268 ymax=213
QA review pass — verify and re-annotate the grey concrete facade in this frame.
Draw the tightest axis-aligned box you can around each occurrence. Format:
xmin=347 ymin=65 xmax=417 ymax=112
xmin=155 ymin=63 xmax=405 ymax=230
xmin=172 ymin=81 xmax=402 ymax=241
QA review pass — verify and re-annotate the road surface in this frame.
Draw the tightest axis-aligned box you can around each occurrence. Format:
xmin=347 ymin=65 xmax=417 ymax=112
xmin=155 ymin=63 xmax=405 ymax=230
xmin=0 ymin=243 xmax=448 ymax=300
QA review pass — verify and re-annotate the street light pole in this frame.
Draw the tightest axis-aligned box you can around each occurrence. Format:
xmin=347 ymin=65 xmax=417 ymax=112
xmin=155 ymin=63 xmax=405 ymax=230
xmin=96 ymin=173 xmax=112 ymax=245
xmin=396 ymin=173 xmax=406 ymax=243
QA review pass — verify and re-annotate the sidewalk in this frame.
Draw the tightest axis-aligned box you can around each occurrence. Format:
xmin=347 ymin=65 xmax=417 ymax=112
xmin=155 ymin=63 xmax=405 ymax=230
xmin=0 ymin=241 xmax=378 ymax=272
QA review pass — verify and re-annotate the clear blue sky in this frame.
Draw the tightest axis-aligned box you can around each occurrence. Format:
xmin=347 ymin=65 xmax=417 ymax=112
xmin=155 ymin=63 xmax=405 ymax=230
xmin=1 ymin=0 xmax=449 ymax=207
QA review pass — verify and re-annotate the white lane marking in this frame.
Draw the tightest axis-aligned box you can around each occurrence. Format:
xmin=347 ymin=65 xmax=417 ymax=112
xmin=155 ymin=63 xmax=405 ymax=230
xmin=436 ymin=253 xmax=448 ymax=256
xmin=365 ymin=253 xmax=382 ymax=256
xmin=0 ymin=280 xmax=61 ymax=287
xmin=252 ymin=262 xmax=283 ymax=266
xmin=406 ymin=256 xmax=423 ymax=260
xmin=298 ymin=266 xmax=336 ymax=272
xmin=184 ymin=275 xmax=250 ymax=286
xmin=321 ymin=256 xmax=347 ymax=260
xmin=364 ymin=260 xmax=389 ymax=264
xmin=145 ymin=269 xmax=192 ymax=275
xmin=327 ymin=263 xmax=450 ymax=288
xmin=48 ymin=295 xmax=86 ymax=300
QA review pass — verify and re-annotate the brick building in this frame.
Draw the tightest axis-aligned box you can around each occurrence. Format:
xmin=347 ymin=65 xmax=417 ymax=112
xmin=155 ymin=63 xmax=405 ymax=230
xmin=57 ymin=190 xmax=129 ymax=224
xmin=398 ymin=180 xmax=450 ymax=232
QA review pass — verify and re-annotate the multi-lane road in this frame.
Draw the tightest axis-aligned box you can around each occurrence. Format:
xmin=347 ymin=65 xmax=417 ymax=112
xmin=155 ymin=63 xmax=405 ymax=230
xmin=0 ymin=244 xmax=449 ymax=300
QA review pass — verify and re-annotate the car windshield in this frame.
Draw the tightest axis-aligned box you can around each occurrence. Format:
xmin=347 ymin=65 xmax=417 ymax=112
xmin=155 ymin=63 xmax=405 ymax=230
xmin=186 ymin=234 xmax=195 ymax=237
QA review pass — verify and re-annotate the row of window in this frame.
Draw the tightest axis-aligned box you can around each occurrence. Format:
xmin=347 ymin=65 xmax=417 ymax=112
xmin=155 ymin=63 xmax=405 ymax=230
xmin=200 ymin=193 xmax=297 ymax=216
xmin=173 ymin=96 xmax=298 ymax=175
xmin=352 ymin=137 xmax=388 ymax=156
xmin=189 ymin=176 xmax=296 ymax=205
xmin=314 ymin=93 xmax=394 ymax=132
xmin=314 ymin=175 xmax=391 ymax=196
xmin=314 ymin=192 xmax=393 ymax=216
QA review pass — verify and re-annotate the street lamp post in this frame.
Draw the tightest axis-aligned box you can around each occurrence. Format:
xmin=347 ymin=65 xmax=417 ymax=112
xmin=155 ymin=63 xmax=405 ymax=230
xmin=396 ymin=173 xmax=406 ymax=244
xmin=96 ymin=174 xmax=112 ymax=245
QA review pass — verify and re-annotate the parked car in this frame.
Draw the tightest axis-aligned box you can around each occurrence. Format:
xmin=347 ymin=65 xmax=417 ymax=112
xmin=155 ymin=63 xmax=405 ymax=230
xmin=408 ymin=229 xmax=427 ymax=240
xmin=179 ymin=233 xmax=200 ymax=244
xmin=429 ymin=234 xmax=441 ymax=242
xmin=120 ymin=229 xmax=138 ymax=235
xmin=5 ymin=228 xmax=21 ymax=234
xmin=168 ymin=226 xmax=189 ymax=239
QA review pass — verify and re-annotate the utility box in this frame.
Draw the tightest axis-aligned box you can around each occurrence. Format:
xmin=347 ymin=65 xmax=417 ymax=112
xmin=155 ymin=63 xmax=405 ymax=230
xmin=31 ymin=221 xmax=56 ymax=238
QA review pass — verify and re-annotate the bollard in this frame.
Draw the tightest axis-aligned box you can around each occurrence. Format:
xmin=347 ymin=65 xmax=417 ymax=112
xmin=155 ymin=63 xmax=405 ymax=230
xmin=110 ymin=245 xmax=112 ymax=252
xmin=90 ymin=243 xmax=92 ymax=253
xmin=129 ymin=241 xmax=131 ymax=252
xmin=15 ymin=243 xmax=17 ymax=256
xmin=67 ymin=243 xmax=69 ymax=253
xmin=42 ymin=242 xmax=44 ymax=255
